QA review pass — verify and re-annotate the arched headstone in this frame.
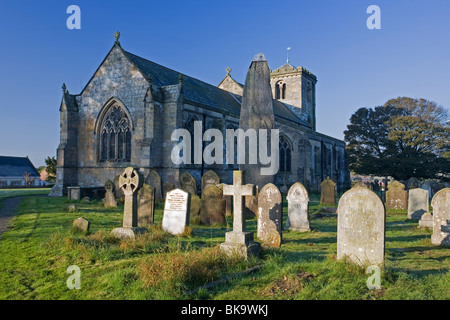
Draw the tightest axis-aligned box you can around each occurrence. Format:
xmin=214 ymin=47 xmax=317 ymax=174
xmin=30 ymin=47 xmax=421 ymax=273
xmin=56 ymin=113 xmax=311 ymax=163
xmin=286 ymin=182 xmax=310 ymax=232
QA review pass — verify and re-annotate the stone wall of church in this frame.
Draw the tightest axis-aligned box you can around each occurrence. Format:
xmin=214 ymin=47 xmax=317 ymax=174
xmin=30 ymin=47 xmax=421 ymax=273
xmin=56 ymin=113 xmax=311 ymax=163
xmin=76 ymin=45 xmax=150 ymax=187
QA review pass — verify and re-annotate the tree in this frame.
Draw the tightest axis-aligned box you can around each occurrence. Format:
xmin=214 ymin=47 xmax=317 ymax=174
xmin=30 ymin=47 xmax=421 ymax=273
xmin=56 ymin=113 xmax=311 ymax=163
xmin=23 ymin=172 xmax=36 ymax=187
xmin=44 ymin=156 xmax=57 ymax=183
xmin=344 ymin=97 xmax=450 ymax=181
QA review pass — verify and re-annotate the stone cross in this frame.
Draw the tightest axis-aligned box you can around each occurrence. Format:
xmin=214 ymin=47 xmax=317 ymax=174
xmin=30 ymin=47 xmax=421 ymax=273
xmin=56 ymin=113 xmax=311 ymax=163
xmin=223 ymin=171 xmax=256 ymax=233
xmin=220 ymin=170 xmax=260 ymax=258
xmin=118 ymin=167 xmax=143 ymax=228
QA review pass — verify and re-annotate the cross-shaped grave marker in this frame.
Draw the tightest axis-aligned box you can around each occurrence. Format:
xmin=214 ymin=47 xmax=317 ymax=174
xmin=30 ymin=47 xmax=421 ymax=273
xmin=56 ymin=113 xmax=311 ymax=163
xmin=220 ymin=171 xmax=261 ymax=258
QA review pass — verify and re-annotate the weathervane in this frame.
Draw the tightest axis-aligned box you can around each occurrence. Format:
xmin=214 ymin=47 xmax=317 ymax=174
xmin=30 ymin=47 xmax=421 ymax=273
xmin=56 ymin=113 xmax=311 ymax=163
xmin=226 ymin=67 xmax=231 ymax=75
xmin=115 ymin=31 xmax=121 ymax=45
xmin=286 ymin=47 xmax=291 ymax=64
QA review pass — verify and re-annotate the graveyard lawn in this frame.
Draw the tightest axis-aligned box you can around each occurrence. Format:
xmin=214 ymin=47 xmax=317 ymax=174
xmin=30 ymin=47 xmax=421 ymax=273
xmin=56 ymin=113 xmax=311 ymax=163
xmin=0 ymin=195 xmax=448 ymax=300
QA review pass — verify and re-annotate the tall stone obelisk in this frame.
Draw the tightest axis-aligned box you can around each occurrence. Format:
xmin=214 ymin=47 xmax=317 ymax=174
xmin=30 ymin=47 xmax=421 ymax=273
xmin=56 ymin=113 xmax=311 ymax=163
xmin=239 ymin=53 xmax=275 ymax=190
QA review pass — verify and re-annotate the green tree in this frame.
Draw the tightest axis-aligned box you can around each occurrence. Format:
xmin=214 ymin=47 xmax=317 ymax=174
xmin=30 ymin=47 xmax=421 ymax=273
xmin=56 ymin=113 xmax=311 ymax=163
xmin=44 ymin=156 xmax=57 ymax=183
xmin=344 ymin=97 xmax=450 ymax=180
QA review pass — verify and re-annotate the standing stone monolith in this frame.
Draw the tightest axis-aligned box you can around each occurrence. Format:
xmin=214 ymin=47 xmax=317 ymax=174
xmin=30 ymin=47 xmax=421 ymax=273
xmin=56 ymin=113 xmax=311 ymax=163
xmin=201 ymin=170 xmax=220 ymax=197
xmin=162 ymin=188 xmax=191 ymax=235
xmin=408 ymin=188 xmax=429 ymax=220
xmin=337 ymin=186 xmax=385 ymax=266
xmin=138 ymin=183 xmax=155 ymax=227
xmin=104 ymin=179 xmax=117 ymax=208
xmin=286 ymin=182 xmax=310 ymax=232
xmin=431 ymin=188 xmax=450 ymax=247
xmin=200 ymin=185 xmax=226 ymax=226
xmin=111 ymin=167 xmax=147 ymax=239
xmin=221 ymin=171 xmax=260 ymax=258
xmin=179 ymin=172 xmax=197 ymax=196
xmin=145 ymin=170 xmax=162 ymax=201
xmin=386 ymin=180 xmax=407 ymax=210
xmin=320 ymin=177 xmax=336 ymax=205
xmin=239 ymin=53 xmax=275 ymax=190
xmin=257 ymin=183 xmax=282 ymax=247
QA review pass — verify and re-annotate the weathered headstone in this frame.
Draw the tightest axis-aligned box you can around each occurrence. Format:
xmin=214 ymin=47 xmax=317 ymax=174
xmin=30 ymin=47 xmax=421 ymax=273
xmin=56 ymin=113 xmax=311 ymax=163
xmin=220 ymin=171 xmax=260 ymax=258
xmin=386 ymin=180 xmax=407 ymax=210
xmin=286 ymin=182 xmax=310 ymax=232
xmin=408 ymin=188 xmax=429 ymax=220
xmin=189 ymin=195 xmax=202 ymax=224
xmin=201 ymin=170 xmax=220 ymax=197
xmin=418 ymin=211 xmax=433 ymax=229
xmin=111 ymin=167 xmax=147 ymax=239
xmin=431 ymin=188 xmax=450 ymax=247
xmin=72 ymin=217 xmax=90 ymax=233
xmin=421 ymin=181 xmax=433 ymax=200
xmin=163 ymin=182 xmax=175 ymax=198
xmin=162 ymin=188 xmax=191 ymax=235
xmin=67 ymin=187 xmax=81 ymax=201
xmin=179 ymin=172 xmax=197 ymax=196
xmin=244 ymin=188 xmax=259 ymax=218
xmin=104 ymin=179 xmax=117 ymax=208
xmin=406 ymin=177 xmax=419 ymax=190
xmin=257 ymin=183 xmax=282 ymax=247
xmin=320 ymin=176 xmax=336 ymax=205
xmin=67 ymin=204 xmax=77 ymax=213
xmin=337 ymin=186 xmax=385 ymax=266
xmin=138 ymin=183 xmax=155 ymax=227
xmin=200 ymin=185 xmax=226 ymax=226
xmin=239 ymin=53 xmax=275 ymax=190
xmin=113 ymin=175 xmax=125 ymax=199
xmin=145 ymin=170 xmax=162 ymax=201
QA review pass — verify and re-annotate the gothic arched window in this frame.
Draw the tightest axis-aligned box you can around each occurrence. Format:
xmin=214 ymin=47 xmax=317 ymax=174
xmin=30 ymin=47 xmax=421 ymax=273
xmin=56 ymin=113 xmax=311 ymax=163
xmin=282 ymin=83 xmax=286 ymax=99
xmin=279 ymin=135 xmax=292 ymax=172
xmin=99 ymin=104 xmax=132 ymax=162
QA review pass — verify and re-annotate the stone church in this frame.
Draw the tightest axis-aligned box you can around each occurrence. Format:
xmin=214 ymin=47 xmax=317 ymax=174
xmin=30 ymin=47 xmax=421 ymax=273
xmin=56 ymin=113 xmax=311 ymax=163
xmin=50 ymin=34 xmax=350 ymax=197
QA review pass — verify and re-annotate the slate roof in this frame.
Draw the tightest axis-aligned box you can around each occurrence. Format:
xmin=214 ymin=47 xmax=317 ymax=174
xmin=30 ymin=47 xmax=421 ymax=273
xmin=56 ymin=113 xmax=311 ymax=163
xmin=0 ymin=156 xmax=40 ymax=178
xmin=121 ymin=49 xmax=312 ymax=129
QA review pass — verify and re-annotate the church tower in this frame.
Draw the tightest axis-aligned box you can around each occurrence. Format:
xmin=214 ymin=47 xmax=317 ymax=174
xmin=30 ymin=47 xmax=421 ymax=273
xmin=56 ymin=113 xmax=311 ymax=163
xmin=270 ymin=61 xmax=317 ymax=131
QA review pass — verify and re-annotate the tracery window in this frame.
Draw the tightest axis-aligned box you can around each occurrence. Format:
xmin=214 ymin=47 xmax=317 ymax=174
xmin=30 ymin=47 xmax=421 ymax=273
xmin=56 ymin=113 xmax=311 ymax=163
xmin=99 ymin=105 xmax=132 ymax=162
xmin=279 ymin=135 xmax=292 ymax=172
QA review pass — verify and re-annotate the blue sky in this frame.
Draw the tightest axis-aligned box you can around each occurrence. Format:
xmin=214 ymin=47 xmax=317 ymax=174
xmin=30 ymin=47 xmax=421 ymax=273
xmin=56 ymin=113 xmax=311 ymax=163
xmin=0 ymin=0 xmax=449 ymax=167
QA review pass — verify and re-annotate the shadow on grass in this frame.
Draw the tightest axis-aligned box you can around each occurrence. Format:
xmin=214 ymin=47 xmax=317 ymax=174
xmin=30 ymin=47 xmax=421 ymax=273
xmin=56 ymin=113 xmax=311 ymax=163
xmin=388 ymin=267 xmax=449 ymax=278
xmin=284 ymin=236 xmax=337 ymax=246
xmin=386 ymin=235 xmax=430 ymax=243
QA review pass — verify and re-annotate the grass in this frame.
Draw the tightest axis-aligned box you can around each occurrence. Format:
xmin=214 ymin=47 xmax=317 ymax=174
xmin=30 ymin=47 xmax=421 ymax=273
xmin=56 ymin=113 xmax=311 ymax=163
xmin=0 ymin=191 xmax=448 ymax=300
xmin=0 ymin=188 xmax=51 ymax=209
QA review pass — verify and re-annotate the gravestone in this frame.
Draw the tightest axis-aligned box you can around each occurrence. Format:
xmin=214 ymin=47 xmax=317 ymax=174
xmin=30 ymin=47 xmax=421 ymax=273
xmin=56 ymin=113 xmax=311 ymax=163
xmin=138 ymin=183 xmax=155 ymax=227
xmin=353 ymin=181 xmax=368 ymax=189
xmin=72 ymin=217 xmax=90 ymax=233
xmin=113 ymin=175 xmax=125 ymax=199
xmin=201 ymin=170 xmax=220 ymax=197
xmin=286 ymin=182 xmax=310 ymax=232
xmin=421 ymin=181 xmax=433 ymax=200
xmin=406 ymin=177 xmax=419 ymax=190
xmin=224 ymin=195 xmax=232 ymax=217
xmin=104 ymin=179 xmax=117 ymax=208
xmin=244 ymin=189 xmax=259 ymax=218
xmin=179 ymin=172 xmax=197 ymax=196
xmin=408 ymin=188 xmax=429 ymax=220
xmin=419 ymin=211 xmax=433 ymax=229
xmin=162 ymin=188 xmax=191 ymax=235
xmin=67 ymin=187 xmax=81 ymax=201
xmin=386 ymin=180 xmax=407 ymax=210
xmin=320 ymin=177 xmax=336 ymax=205
xmin=220 ymin=171 xmax=260 ymax=258
xmin=337 ymin=186 xmax=385 ymax=266
xmin=257 ymin=183 xmax=282 ymax=247
xmin=200 ymin=185 xmax=226 ymax=226
xmin=163 ymin=182 xmax=175 ymax=198
xmin=111 ymin=167 xmax=148 ymax=239
xmin=189 ymin=195 xmax=202 ymax=224
xmin=431 ymin=188 xmax=450 ymax=247
xmin=145 ymin=170 xmax=162 ymax=201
